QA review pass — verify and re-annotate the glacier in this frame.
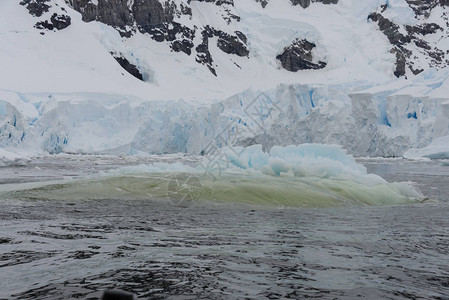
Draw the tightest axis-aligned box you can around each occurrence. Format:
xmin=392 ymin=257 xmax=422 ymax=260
xmin=1 ymin=0 xmax=449 ymax=159
xmin=1 ymin=75 xmax=449 ymax=159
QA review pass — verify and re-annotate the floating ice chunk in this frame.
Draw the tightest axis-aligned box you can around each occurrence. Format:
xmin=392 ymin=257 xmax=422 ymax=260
xmin=404 ymin=135 xmax=449 ymax=160
xmin=0 ymin=148 xmax=27 ymax=166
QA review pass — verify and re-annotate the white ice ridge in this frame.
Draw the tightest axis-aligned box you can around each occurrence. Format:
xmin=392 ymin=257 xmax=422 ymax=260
xmin=2 ymin=76 xmax=449 ymax=158
xmin=404 ymin=135 xmax=449 ymax=159
xmin=0 ymin=148 xmax=27 ymax=167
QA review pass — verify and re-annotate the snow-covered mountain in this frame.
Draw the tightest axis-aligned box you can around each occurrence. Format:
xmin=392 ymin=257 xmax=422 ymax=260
xmin=1 ymin=0 xmax=449 ymax=158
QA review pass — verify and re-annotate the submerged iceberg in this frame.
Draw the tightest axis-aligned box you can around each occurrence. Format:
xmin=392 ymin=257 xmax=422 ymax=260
xmin=4 ymin=144 xmax=424 ymax=208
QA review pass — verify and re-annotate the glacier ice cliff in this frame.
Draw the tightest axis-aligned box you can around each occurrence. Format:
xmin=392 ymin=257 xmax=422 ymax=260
xmin=1 ymin=77 xmax=448 ymax=157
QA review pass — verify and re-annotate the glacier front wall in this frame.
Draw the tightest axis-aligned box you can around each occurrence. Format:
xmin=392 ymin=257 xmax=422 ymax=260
xmin=1 ymin=84 xmax=448 ymax=157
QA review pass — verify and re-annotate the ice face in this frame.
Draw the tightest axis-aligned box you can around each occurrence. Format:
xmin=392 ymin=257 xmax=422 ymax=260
xmin=1 ymin=78 xmax=449 ymax=158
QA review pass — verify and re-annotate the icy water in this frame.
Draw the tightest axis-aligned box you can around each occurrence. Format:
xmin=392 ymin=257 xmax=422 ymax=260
xmin=0 ymin=156 xmax=449 ymax=299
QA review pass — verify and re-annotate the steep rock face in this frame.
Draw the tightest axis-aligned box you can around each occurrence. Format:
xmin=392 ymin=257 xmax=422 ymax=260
xmin=20 ymin=0 xmax=72 ymax=32
xmin=255 ymin=0 xmax=338 ymax=8
xmin=216 ymin=31 xmax=249 ymax=57
xmin=290 ymin=0 xmax=338 ymax=9
xmin=111 ymin=54 xmax=144 ymax=81
xmin=368 ymin=2 xmax=449 ymax=78
xmin=35 ymin=13 xmax=71 ymax=30
xmin=132 ymin=0 xmax=166 ymax=29
xmin=277 ymin=39 xmax=326 ymax=71
xmin=405 ymin=0 xmax=449 ymax=17
xmin=254 ymin=0 xmax=269 ymax=8
xmin=67 ymin=0 xmax=248 ymax=75
xmin=62 ymin=0 xmax=448 ymax=79
xmin=20 ymin=0 xmax=51 ymax=17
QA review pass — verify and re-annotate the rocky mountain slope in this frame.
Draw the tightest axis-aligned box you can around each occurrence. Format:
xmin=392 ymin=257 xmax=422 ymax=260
xmin=66 ymin=0 xmax=449 ymax=79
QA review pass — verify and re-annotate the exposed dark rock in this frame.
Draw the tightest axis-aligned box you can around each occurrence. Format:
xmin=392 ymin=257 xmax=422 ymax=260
xmin=142 ymin=21 xmax=195 ymax=55
xmin=410 ymin=66 xmax=424 ymax=75
xmin=368 ymin=13 xmax=409 ymax=46
xmin=133 ymin=0 xmax=167 ymax=31
xmin=254 ymin=0 xmax=269 ymax=8
xmin=216 ymin=31 xmax=249 ymax=57
xmin=222 ymin=8 xmax=240 ymax=24
xmin=316 ymin=0 xmax=339 ymax=3
xmin=406 ymin=23 xmax=442 ymax=36
xmin=70 ymin=0 xmax=135 ymax=36
xmin=35 ymin=14 xmax=71 ymax=31
xmin=428 ymin=48 xmax=445 ymax=62
xmin=20 ymin=0 xmax=50 ymax=17
xmin=171 ymin=39 xmax=195 ymax=55
xmin=291 ymin=0 xmax=310 ymax=8
xmin=70 ymin=0 xmax=97 ymax=22
xmin=195 ymin=27 xmax=249 ymax=75
xmin=291 ymin=0 xmax=338 ymax=9
xmin=255 ymin=0 xmax=338 ymax=8
xmin=50 ymin=13 xmax=71 ymax=30
xmin=180 ymin=3 xmax=192 ymax=16
xmin=196 ymin=0 xmax=234 ymax=5
xmin=196 ymin=27 xmax=217 ymax=76
xmin=235 ymin=31 xmax=247 ymax=44
xmin=152 ymin=22 xmax=194 ymax=41
xmin=392 ymin=47 xmax=407 ymax=78
xmin=66 ymin=0 xmax=245 ymax=73
xmin=112 ymin=54 xmax=144 ymax=81
xmin=34 ymin=20 xmax=54 ymax=30
xmin=415 ymin=39 xmax=432 ymax=50
xmin=405 ymin=0 xmax=440 ymax=18
xmin=277 ymin=39 xmax=326 ymax=72
xmin=369 ymin=6 xmax=447 ymax=78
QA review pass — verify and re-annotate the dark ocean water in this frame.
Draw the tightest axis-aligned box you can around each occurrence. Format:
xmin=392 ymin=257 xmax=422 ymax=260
xmin=0 ymin=156 xmax=448 ymax=299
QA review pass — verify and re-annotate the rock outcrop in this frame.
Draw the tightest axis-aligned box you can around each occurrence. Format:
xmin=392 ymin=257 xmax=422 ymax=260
xmin=277 ymin=39 xmax=326 ymax=71
xmin=255 ymin=0 xmax=338 ymax=8
xmin=290 ymin=0 xmax=338 ymax=9
xmin=67 ymin=0 xmax=248 ymax=75
xmin=20 ymin=0 xmax=51 ymax=17
xmin=35 ymin=13 xmax=71 ymax=31
xmin=111 ymin=54 xmax=144 ymax=81
xmin=368 ymin=1 xmax=448 ymax=78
